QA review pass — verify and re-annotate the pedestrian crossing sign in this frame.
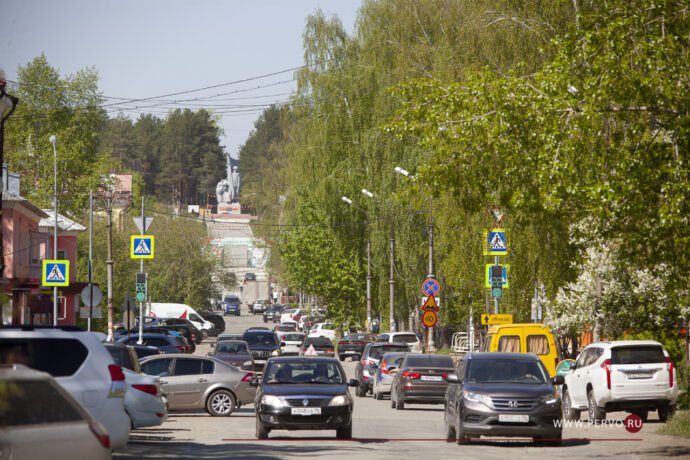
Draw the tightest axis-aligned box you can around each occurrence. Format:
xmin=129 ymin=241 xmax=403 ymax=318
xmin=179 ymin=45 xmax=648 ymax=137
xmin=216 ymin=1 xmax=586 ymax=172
xmin=483 ymin=228 xmax=508 ymax=255
xmin=131 ymin=235 xmax=155 ymax=259
xmin=42 ymin=260 xmax=70 ymax=287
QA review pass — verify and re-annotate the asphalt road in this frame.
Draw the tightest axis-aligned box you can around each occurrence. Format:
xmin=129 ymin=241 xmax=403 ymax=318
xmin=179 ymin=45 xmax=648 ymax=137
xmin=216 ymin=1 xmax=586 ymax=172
xmin=115 ymin=308 xmax=690 ymax=459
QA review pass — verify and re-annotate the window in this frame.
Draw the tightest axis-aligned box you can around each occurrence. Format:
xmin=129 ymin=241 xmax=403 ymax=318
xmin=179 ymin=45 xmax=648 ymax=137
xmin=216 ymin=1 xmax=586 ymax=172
xmin=173 ymin=358 xmax=213 ymax=376
xmin=526 ymin=335 xmax=550 ymax=355
xmin=497 ymin=335 xmax=520 ymax=352
xmin=57 ymin=250 xmax=67 ymax=260
xmin=141 ymin=358 xmax=172 ymax=377
xmin=611 ymin=346 xmax=665 ymax=364
xmin=405 ymin=354 xmax=454 ymax=367
xmin=394 ymin=334 xmax=419 ymax=344
xmin=0 ymin=339 xmax=88 ymax=377
xmin=575 ymin=349 xmax=590 ymax=368
xmin=30 ymin=232 xmax=48 ymax=266
xmin=1 ymin=380 xmax=84 ymax=427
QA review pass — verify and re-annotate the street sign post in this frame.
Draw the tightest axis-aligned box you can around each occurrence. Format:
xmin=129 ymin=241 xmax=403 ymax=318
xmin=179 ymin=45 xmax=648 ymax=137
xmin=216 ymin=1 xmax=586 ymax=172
xmin=480 ymin=313 xmax=513 ymax=325
xmin=42 ymin=260 xmax=70 ymax=287
xmin=80 ymin=284 xmax=103 ymax=307
xmin=483 ymin=228 xmax=508 ymax=256
xmin=422 ymin=278 xmax=440 ymax=297
xmin=133 ymin=216 xmax=153 ymax=233
xmin=421 ymin=310 xmax=438 ymax=328
xmin=131 ymin=235 xmax=155 ymax=259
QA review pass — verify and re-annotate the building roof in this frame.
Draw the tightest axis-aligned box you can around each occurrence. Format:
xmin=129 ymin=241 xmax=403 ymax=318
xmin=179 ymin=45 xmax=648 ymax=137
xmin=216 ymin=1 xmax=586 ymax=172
xmin=39 ymin=210 xmax=86 ymax=232
xmin=2 ymin=192 xmax=49 ymax=218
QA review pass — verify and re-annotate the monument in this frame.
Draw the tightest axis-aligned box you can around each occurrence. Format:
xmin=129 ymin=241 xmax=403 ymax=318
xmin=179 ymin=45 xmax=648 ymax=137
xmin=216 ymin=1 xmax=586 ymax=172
xmin=216 ymin=153 xmax=241 ymax=214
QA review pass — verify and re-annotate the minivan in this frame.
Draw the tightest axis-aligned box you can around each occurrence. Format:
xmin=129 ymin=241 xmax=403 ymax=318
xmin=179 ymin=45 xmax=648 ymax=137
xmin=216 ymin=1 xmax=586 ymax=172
xmin=480 ymin=323 xmax=560 ymax=376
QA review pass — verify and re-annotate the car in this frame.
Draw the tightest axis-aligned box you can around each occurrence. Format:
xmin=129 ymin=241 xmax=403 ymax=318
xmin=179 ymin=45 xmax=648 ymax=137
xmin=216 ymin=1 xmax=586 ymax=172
xmin=376 ymin=331 xmax=422 ymax=353
xmin=301 ymin=314 xmax=325 ymax=332
xmin=244 ymin=272 xmax=256 ymax=281
xmin=354 ymin=342 xmax=410 ymax=397
xmin=308 ymin=322 xmax=337 ymax=341
xmin=372 ymin=351 xmax=407 ymax=400
xmin=300 ymin=336 xmax=336 ymax=358
xmin=271 ymin=307 xmax=285 ymax=323
xmin=390 ymin=353 xmax=455 ymax=409
xmin=216 ymin=332 xmax=245 ymax=342
xmin=223 ymin=294 xmax=242 ymax=316
xmin=562 ymin=340 xmax=678 ymax=422
xmin=117 ymin=332 xmax=189 ymax=354
xmin=154 ymin=318 xmax=203 ymax=345
xmin=0 ymin=364 xmax=111 ymax=459
xmin=481 ymin=323 xmax=560 ymax=376
xmin=126 ymin=325 xmax=197 ymax=352
xmin=274 ymin=322 xmax=298 ymax=336
xmin=149 ymin=303 xmax=215 ymax=338
xmin=139 ymin=354 xmax=256 ymax=416
xmin=444 ymin=352 xmax=564 ymax=444
xmin=104 ymin=343 xmax=168 ymax=429
xmin=281 ymin=308 xmax=302 ymax=324
xmin=263 ymin=304 xmax=284 ymax=323
xmin=208 ymin=340 xmax=255 ymax=370
xmin=242 ymin=330 xmax=282 ymax=371
xmin=130 ymin=344 xmax=162 ymax=360
xmin=199 ymin=310 xmax=226 ymax=334
xmin=251 ymin=299 xmax=269 ymax=315
xmin=252 ymin=356 xmax=359 ymax=439
xmin=280 ymin=332 xmax=306 ymax=356
xmin=0 ymin=326 xmax=130 ymax=449
xmin=337 ymin=333 xmax=377 ymax=361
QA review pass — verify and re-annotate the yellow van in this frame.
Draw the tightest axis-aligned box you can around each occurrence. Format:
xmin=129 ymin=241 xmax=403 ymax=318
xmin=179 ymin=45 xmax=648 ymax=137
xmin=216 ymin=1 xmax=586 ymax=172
xmin=480 ymin=323 xmax=560 ymax=376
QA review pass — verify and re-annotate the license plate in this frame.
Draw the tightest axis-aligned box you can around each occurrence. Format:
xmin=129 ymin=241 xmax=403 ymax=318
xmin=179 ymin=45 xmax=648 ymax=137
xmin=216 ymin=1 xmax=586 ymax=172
xmin=344 ymin=350 xmax=356 ymax=354
xmin=498 ymin=414 xmax=529 ymax=423
xmin=291 ymin=407 xmax=321 ymax=416
xmin=627 ymin=373 xmax=652 ymax=379
xmin=421 ymin=375 xmax=443 ymax=382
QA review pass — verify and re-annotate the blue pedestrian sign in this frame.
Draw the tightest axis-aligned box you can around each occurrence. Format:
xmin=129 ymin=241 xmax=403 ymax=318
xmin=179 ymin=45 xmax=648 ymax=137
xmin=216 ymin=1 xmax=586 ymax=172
xmin=422 ymin=278 xmax=440 ymax=296
xmin=131 ymin=235 xmax=155 ymax=259
xmin=42 ymin=260 xmax=70 ymax=287
xmin=484 ymin=228 xmax=508 ymax=255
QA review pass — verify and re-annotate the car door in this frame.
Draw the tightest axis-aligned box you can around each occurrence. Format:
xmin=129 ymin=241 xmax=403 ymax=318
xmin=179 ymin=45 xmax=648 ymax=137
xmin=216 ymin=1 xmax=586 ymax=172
xmin=568 ymin=349 xmax=591 ymax=405
xmin=166 ymin=358 xmax=214 ymax=409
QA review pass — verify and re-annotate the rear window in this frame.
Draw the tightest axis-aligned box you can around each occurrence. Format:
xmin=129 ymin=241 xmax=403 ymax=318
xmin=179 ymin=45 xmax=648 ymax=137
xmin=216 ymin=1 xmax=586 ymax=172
xmin=106 ymin=346 xmax=134 ymax=371
xmin=0 ymin=338 xmax=88 ymax=377
xmin=306 ymin=337 xmax=333 ymax=347
xmin=393 ymin=334 xmax=418 ymax=344
xmin=369 ymin=345 xmax=409 ymax=360
xmin=0 ymin=380 xmax=84 ymax=427
xmin=611 ymin=345 xmax=665 ymax=364
xmin=244 ymin=333 xmax=279 ymax=346
xmin=283 ymin=334 xmax=305 ymax=342
xmin=405 ymin=355 xmax=454 ymax=368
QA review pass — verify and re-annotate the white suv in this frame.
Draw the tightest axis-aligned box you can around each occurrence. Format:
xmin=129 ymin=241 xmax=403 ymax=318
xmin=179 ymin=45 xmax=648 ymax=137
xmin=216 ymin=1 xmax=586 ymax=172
xmin=376 ymin=331 xmax=422 ymax=353
xmin=563 ymin=340 xmax=678 ymax=422
xmin=0 ymin=327 xmax=131 ymax=449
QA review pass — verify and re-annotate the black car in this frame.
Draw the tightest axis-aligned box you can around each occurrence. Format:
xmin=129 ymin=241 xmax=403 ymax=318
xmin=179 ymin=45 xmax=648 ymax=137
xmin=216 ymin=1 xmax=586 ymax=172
xmin=444 ymin=352 xmax=564 ymax=445
xmin=155 ymin=318 xmax=203 ymax=345
xmin=116 ymin=333 xmax=189 ymax=354
xmin=263 ymin=305 xmax=284 ymax=323
xmin=200 ymin=311 xmax=226 ymax=334
xmin=252 ymin=357 xmax=359 ymax=439
xmin=337 ymin=333 xmax=377 ymax=361
xmin=119 ymin=325 xmax=196 ymax=352
xmin=354 ymin=342 xmax=410 ymax=397
xmin=242 ymin=330 xmax=282 ymax=370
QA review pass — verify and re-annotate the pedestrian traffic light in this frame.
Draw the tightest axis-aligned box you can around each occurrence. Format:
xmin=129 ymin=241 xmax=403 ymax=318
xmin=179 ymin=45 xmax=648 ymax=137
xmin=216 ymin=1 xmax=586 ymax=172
xmin=136 ymin=272 xmax=147 ymax=302
xmin=491 ymin=265 xmax=503 ymax=299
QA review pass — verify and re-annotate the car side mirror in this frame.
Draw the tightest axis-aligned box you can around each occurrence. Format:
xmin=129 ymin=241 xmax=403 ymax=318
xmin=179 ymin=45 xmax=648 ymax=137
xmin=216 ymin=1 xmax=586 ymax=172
xmin=348 ymin=379 xmax=359 ymax=387
xmin=249 ymin=376 xmax=260 ymax=387
xmin=551 ymin=375 xmax=565 ymax=385
xmin=445 ymin=373 xmax=461 ymax=384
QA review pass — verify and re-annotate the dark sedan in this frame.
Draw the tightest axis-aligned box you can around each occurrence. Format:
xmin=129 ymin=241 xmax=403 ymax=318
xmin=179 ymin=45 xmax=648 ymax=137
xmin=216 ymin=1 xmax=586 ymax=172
xmin=252 ymin=357 xmax=359 ymax=439
xmin=208 ymin=340 xmax=255 ymax=370
xmin=390 ymin=353 xmax=455 ymax=409
xmin=337 ymin=333 xmax=376 ymax=361
xmin=444 ymin=352 xmax=564 ymax=445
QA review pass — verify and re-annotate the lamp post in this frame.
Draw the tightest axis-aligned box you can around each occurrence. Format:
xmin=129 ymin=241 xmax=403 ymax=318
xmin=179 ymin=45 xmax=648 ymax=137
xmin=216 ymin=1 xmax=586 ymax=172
xmin=395 ymin=166 xmax=436 ymax=350
xmin=49 ymin=135 xmax=59 ymax=325
xmin=0 ymin=80 xmax=19 ymax=279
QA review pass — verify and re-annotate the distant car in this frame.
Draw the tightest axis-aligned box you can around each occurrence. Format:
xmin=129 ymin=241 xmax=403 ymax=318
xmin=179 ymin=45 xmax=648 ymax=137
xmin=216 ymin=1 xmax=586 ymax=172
xmin=308 ymin=322 xmax=337 ymax=341
xmin=274 ymin=322 xmax=298 ymax=335
xmin=244 ymin=272 xmax=256 ymax=281
xmin=216 ymin=332 xmax=244 ymax=342
xmin=354 ymin=342 xmax=410 ymax=397
xmin=280 ymin=332 xmax=306 ymax=356
xmin=337 ymin=333 xmax=377 ymax=361
xmin=223 ymin=295 xmax=242 ymax=316
xmin=281 ymin=308 xmax=303 ymax=324
xmin=0 ymin=364 xmax=111 ymax=459
xmin=208 ymin=340 xmax=255 ymax=370
xmin=376 ymin=331 xmax=422 ymax=353
xmin=390 ymin=353 xmax=455 ymax=409
xmin=139 ymin=354 xmax=256 ymax=416
xmin=253 ymin=357 xmax=359 ymax=439
xmin=372 ymin=351 xmax=407 ymax=400
xmin=117 ymin=333 xmax=189 ymax=354
xmin=263 ymin=304 xmax=284 ymax=323
xmin=154 ymin=318 xmax=204 ymax=344
xmin=252 ymin=300 xmax=269 ymax=315
xmin=444 ymin=352 xmax=564 ymax=445
xmin=300 ymin=336 xmax=335 ymax=358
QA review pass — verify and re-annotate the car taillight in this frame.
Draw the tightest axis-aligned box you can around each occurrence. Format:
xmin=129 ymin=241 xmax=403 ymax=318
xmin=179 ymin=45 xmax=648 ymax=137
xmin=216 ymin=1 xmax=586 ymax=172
xmin=401 ymin=371 xmax=421 ymax=379
xmin=241 ymin=373 xmax=254 ymax=382
xmin=326 ymin=349 xmax=334 ymax=353
xmin=601 ymin=359 xmax=612 ymax=390
xmin=108 ymin=364 xmax=126 ymax=397
xmin=88 ymin=420 xmax=111 ymax=449
xmin=666 ymin=356 xmax=674 ymax=388
xmin=133 ymin=384 xmax=158 ymax=396
xmin=191 ymin=334 xmax=196 ymax=342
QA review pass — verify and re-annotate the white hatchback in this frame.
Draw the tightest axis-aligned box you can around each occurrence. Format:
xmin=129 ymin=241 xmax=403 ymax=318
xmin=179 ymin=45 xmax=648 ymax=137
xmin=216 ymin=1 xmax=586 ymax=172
xmin=308 ymin=322 xmax=337 ymax=341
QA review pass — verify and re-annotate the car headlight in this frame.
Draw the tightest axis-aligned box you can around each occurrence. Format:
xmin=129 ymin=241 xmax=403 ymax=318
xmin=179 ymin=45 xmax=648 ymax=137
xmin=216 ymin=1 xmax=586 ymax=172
xmin=261 ymin=395 xmax=286 ymax=407
xmin=271 ymin=349 xmax=282 ymax=356
xmin=463 ymin=391 xmax=493 ymax=408
xmin=540 ymin=392 xmax=560 ymax=405
xmin=328 ymin=395 xmax=351 ymax=406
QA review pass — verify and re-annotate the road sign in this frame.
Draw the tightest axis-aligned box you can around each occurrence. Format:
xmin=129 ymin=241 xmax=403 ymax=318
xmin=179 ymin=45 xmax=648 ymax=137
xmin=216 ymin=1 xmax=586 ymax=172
xmin=483 ymin=228 xmax=508 ymax=255
xmin=131 ymin=235 xmax=155 ymax=259
xmin=80 ymin=284 xmax=103 ymax=307
xmin=42 ymin=260 xmax=70 ymax=287
xmin=422 ymin=278 xmax=440 ymax=296
xmin=490 ymin=265 xmax=503 ymax=298
xmin=480 ymin=314 xmax=513 ymax=325
xmin=421 ymin=310 xmax=438 ymax=328
xmin=421 ymin=294 xmax=439 ymax=312
xmin=485 ymin=264 xmax=510 ymax=288
xmin=304 ymin=344 xmax=318 ymax=356
xmin=133 ymin=216 xmax=153 ymax=233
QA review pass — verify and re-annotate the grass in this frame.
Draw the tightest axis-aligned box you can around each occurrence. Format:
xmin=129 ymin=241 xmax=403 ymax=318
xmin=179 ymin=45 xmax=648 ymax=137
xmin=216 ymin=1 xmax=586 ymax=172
xmin=659 ymin=410 xmax=690 ymax=439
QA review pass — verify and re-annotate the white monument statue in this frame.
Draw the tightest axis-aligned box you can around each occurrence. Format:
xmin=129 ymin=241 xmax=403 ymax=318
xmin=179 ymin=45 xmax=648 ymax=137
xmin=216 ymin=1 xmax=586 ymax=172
xmin=215 ymin=153 xmax=241 ymax=212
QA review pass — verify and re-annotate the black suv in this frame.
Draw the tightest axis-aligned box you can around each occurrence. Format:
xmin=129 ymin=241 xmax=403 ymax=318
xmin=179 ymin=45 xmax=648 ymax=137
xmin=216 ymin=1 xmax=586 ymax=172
xmin=154 ymin=318 xmax=203 ymax=345
xmin=263 ymin=305 xmax=284 ymax=323
xmin=355 ymin=342 xmax=410 ymax=397
xmin=242 ymin=330 xmax=282 ymax=371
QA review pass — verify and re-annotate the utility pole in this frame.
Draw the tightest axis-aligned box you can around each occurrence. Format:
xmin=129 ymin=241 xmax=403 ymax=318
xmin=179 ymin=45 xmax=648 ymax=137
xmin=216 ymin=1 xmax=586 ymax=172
xmin=389 ymin=234 xmax=396 ymax=332
xmin=88 ymin=191 xmax=93 ymax=331
xmin=105 ymin=192 xmax=114 ymax=341
xmin=50 ymin=135 xmax=59 ymax=326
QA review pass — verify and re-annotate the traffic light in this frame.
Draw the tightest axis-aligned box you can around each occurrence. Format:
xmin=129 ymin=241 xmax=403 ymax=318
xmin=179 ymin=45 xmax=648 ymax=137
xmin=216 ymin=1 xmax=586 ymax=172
xmin=136 ymin=273 xmax=147 ymax=302
xmin=490 ymin=265 xmax=503 ymax=298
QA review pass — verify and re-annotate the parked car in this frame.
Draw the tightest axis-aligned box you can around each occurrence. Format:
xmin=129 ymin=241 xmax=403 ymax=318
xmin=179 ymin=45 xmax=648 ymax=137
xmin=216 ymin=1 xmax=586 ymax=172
xmin=376 ymin=331 xmax=422 ymax=353
xmin=301 ymin=314 xmax=324 ymax=332
xmin=154 ymin=318 xmax=203 ymax=345
xmin=117 ymin=332 xmax=189 ymax=354
xmin=251 ymin=299 xmax=269 ymax=315
xmin=0 ymin=326 xmax=130 ymax=449
xmin=252 ymin=357 xmax=359 ymax=439
xmin=562 ymin=340 xmax=678 ymax=422
xmin=444 ymin=352 xmax=564 ymax=445
xmin=199 ymin=311 xmax=225 ymax=335
xmin=372 ymin=351 xmax=407 ymax=400
xmin=308 ymin=322 xmax=337 ymax=341
xmin=0 ymin=364 xmax=112 ymax=459
xmin=149 ymin=303 xmax=215 ymax=338
xmin=480 ymin=323 xmax=560 ymax=376
xmin=300 ymin=336 xmax=336 ymax=358
xmin=208 ymin=340 xmax=255 ymax=369
xmin=280 ymin=332 xmax=306 ymax=356
xmin=244 ymin=272 xmax=256 ymax=281
xmin=337 ymin=333 xmax=377 ymax=361
xmin=116 ymin=326 xmax=193 ymax=352
xmin=390 ymin=353 xmax=455 ymax=409
xmin=130 ymin=344 xmax=162 ymax=360
xmin=223 ymin=294 xmax=242 ymax=316
xmin=139 ymin=354 xmax=256 ymax=416
xmin=242 ymin=330 xmax=282 ymax=370
xmin=354 ymin=342 xmax=410 ymax=397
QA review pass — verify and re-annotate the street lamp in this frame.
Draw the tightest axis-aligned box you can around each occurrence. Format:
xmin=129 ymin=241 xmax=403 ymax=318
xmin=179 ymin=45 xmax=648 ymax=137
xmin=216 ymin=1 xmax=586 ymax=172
xmin=49 ymin=135 xmax=59 ymax=325
xmin=1 ymin=80 xmax=19 ymax=278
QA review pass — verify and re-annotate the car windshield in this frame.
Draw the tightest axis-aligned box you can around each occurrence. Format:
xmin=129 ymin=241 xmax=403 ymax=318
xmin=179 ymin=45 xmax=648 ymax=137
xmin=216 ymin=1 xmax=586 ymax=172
xmin=466 ymin=359 xmax=548 ymax=385
xmin=216 ymin=343 xmax=248 ymax=354
xmin=264 ymin=361 xmax=345 ymax=384
xmin=244 ymin=333 xmax=278 ymax=346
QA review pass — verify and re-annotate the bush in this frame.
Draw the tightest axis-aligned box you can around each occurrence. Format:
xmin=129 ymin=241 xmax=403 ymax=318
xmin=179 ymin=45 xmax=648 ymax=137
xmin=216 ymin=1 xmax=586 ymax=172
xmin=659 ymin=410 xmax=690 ymax=438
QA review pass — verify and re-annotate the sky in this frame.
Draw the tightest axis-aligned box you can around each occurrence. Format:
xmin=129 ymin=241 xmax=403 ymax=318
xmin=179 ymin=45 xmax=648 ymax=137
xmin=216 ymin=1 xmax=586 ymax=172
xmin=0 ymin=0 xmax=362 ymax=158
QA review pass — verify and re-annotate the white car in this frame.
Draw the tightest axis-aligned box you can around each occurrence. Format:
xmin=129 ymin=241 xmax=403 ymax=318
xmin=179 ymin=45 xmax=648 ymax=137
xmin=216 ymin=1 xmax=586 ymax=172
xmin=123 ymin=368 xmax=167 ymax=428
xmin=308 ymin=322 xmax=337 ymax=341
xmin=376 ymin=331 xmax=422 ymax=353
xmin=280 ymin=332 xmax=306 ymax=356
xmin=0 ymin=328 xmax=130 ymax=449
xmin=563 ymin=340 xmax=678 ymax=422
xmin=281 ymin=308 xmax=302 ymax=324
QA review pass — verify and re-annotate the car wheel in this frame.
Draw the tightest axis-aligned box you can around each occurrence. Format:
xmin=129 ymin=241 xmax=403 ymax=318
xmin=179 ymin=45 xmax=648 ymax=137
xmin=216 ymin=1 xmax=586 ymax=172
xmin=445 ymin=413 xmax=457 ymax=443
xmin=375 ymin=388 xmax=383 ymax=400
xmin=658 ymin=405 xmax=675 ymax=422
xmin=587 ymin=389 xmax=605 ymax=421
xmin=456 ymin=413 xmax=469 ymax=445
xmin=336 ymin=422 xmax=352 ymax=439
xmin=339 ymin=355 xmax=345 ymax=362
xmin=207 ymin=390 xmax=236 ymax=416
xmin=632 ymin=409 xmax=648 ymax=422
xmin=356 ymin=384 xmax=367 ymax=397
xmin=396 ymin=395 xmax=405 ymax=410
xmin=201 ymin=330 xmax=209 ymax=340
xmin=390 ymin=390 xmax=397 ymax=409
xmin=256 ymin=416 xmax=269 ymax=439
xmin=263 ymin=318 xmax=268 ymax=323
xmin=563 ymin=388 xmax=581 ymax=421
